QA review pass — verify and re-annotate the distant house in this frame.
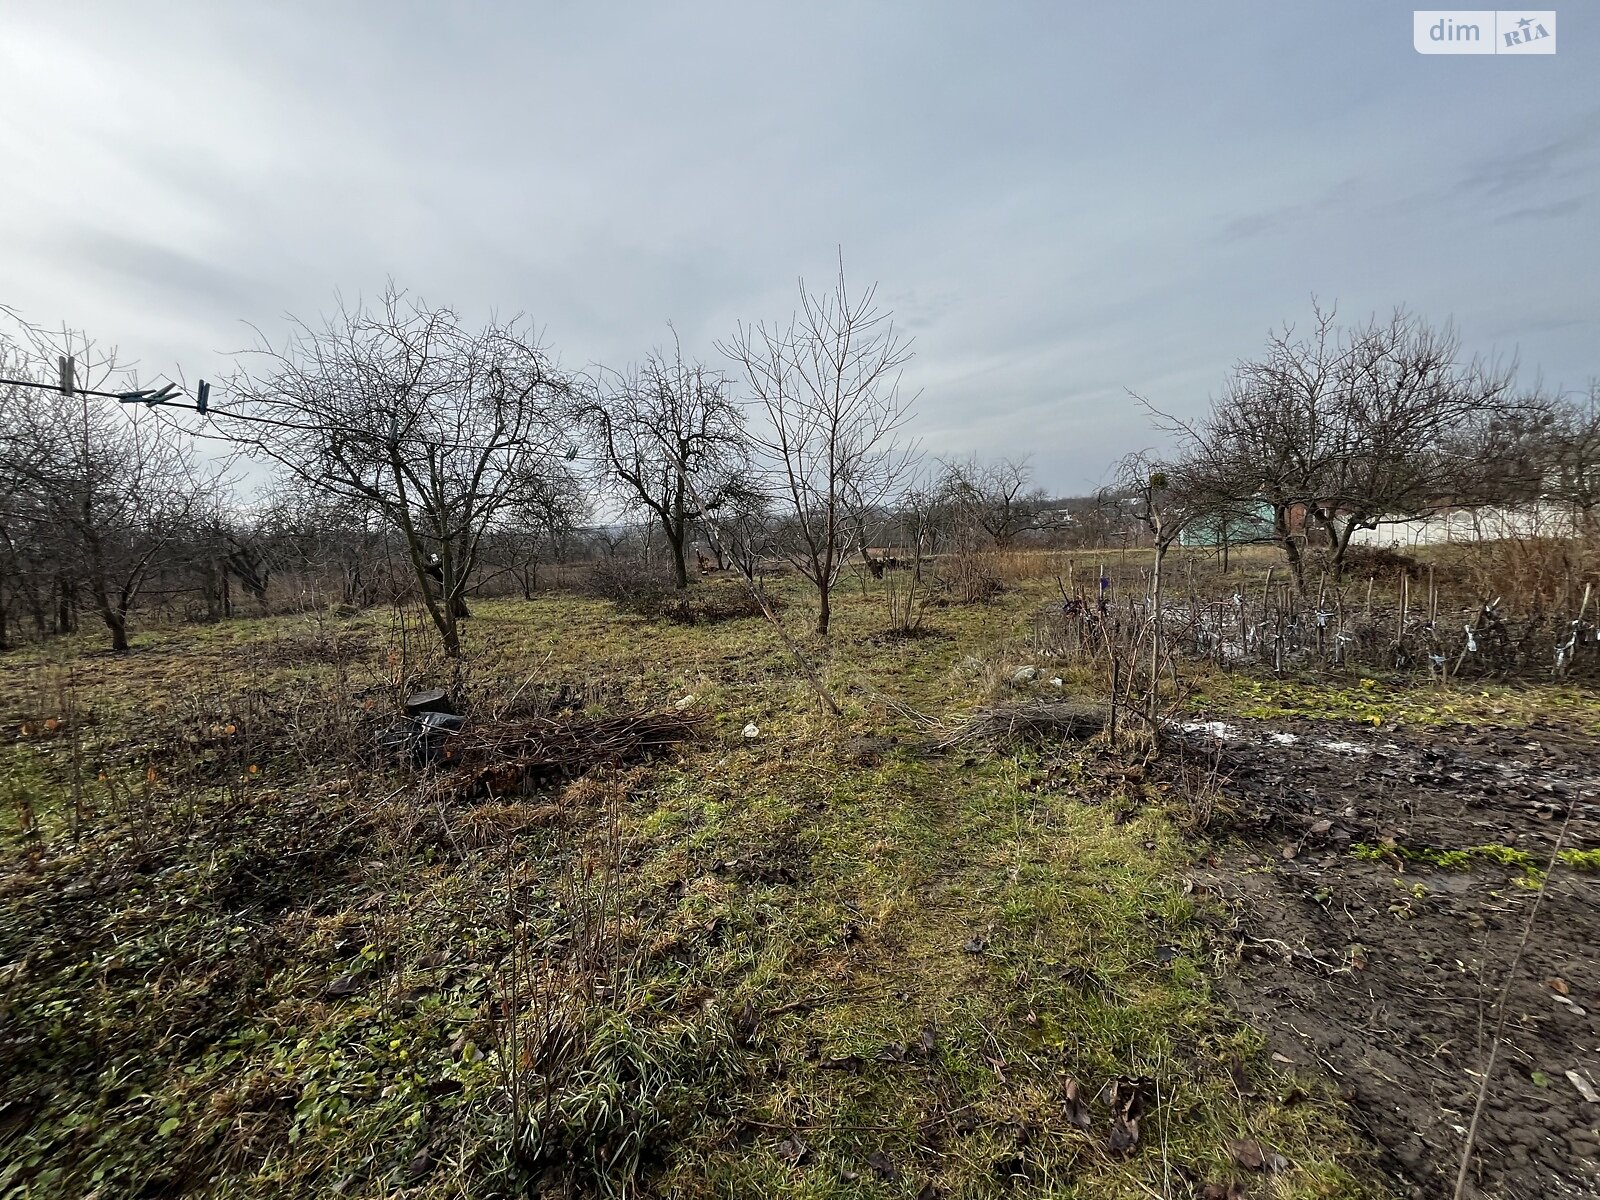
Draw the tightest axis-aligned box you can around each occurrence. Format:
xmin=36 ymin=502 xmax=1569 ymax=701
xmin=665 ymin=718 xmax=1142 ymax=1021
xmin=1178 ymin=500 xmax=1279 ymax=548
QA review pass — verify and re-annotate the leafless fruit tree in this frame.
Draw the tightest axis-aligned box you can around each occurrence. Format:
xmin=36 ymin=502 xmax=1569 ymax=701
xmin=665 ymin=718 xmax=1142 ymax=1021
xmin=0 ymin=314 xmax=207 ymax=652
xmin=579 ymin=332 xmax=747 ymax=589
xmin=1154 ymin=305 xmax=1518 ymax=588
xmin=1309 ymin=309 xmax=1517 ymax=576
xmin=1546 ymin=383 xmax=1600 ymax=540
xmin=720 ymin=261 xmax=918 ymax=635
xmin=225 ymin=287 xmax=576 ymax=659
xmin=475 ymin=466 xmax=588 ymax=599
xmin=1108 ymin=451 xmax=1205 ymax=720
xmin=937 ymin=455 xmax=1054 ymax=547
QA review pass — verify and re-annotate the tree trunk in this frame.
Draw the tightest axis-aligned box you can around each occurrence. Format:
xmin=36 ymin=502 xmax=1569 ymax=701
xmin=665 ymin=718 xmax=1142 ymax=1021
xmin=423 ymin=588 xmax=462 ymax=659
xmin=105 ymin=607 xmax=129 ymax=653
xmin=662 ymin=468 xmax=692 ymax=591
xmin=1331 ymin=519 xmax=1361 ymax=585
xmin=1274 ymin=505 xmax=1307 ymax=592
xmin=668 ymin=529 xmax=690 ymax=590
xmin=54 ymin=578 xmax=74 ymax=634
xmin=24 ymin=585 xmax=47 ymax=636
xmin=204 ymin=559 xmax=223 ymax=622
xmin=816 ymin=587 xmax=831 ymax=636
xmin=84 ymin=535 xmax=130 ymax=652
xmin=439 ymin=620 xmax=461 ymax=658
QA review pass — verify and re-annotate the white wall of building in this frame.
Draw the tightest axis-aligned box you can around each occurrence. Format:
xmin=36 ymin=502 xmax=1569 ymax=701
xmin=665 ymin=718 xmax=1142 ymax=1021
xmin=1347 ymin=503 xmax=1580 ymax=548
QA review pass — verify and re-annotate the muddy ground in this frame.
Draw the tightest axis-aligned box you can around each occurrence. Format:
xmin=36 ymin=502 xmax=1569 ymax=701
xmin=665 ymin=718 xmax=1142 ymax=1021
xmin=1179 ymin=715 xmax=1600 ymax=1198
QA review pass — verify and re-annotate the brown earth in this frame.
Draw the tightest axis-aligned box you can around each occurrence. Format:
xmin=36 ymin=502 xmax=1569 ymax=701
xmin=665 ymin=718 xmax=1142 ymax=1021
xmin=1180 ymin=715 xmax=1600 ymax=1199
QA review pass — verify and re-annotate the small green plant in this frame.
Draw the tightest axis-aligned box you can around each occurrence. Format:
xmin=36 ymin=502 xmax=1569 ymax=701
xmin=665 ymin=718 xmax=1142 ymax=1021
xmin=1350 ymin=840 xmax=1598 ymax=887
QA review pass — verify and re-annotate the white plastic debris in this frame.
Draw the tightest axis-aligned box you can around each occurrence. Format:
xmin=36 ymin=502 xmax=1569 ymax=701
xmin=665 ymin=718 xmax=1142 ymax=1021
xmin=1178 ymin=720 xmax=1238 ymax=741
xmin=1050 ymin=677 xmax=1064 ymax=687
xmin=742 ymin=722 xmax=760 ymax=739
xmin=1567 ymin=1069 xmax=1600 ymax=1104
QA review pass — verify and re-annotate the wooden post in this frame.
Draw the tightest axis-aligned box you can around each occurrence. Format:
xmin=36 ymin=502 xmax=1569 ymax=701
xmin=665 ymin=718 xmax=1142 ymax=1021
xmin=1260 ymin=567 xmax=1274 ymax=660
xmin=1109 ymin=653 xmax=1120 ymax=746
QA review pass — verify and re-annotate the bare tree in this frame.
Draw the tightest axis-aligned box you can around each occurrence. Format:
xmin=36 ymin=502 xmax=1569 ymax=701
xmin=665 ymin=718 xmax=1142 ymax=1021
xmin=0 ymin=315 xmax=207 ymax=652
xmin=225 ymin=287 xmax=574 ymax=659
xmin=1109 ymin=452 xmax=1208 ymax=721
xmin=938 ymin=455 xmax=1053 ymax=546
xmin=702 ymin=479 xmax=775 ymax=579
xmin=580 ymin=334 xmax=746 ymax=589
xmin=254 ymin=481 xmax=392 ymax=609
xmin=1307 ymin=310 xmax=1516 ymax=577
xmin=0 ymin=334 xmax=48 ymax=649
xmin=1159 ymin=306 xmax=1349 ymax=590
xmin=1154 ymin=305 xmax=1518 ymax=588
xmin=1547 ymin=383 xmax=1600 ymax=540
xmin=720 ymin=260 xmax=918 ymax=635
xmin=476 ymin=462 xmax=587 ymax=598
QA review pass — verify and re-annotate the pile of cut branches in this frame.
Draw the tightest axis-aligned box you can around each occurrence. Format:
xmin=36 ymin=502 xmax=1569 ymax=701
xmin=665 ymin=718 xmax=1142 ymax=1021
xmin=446 ymin=710 xmax=702 ymax=799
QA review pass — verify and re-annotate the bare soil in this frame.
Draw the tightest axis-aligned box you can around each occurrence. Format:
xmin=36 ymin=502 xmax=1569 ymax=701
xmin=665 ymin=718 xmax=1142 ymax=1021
xmin=1183 ymin=714 xmax=1600 ymax=1198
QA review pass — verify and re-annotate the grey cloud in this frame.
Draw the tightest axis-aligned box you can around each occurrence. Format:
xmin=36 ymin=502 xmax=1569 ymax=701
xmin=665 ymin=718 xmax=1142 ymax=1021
xmin=55 ymin=231 xmax=261 ymax=311
xmin=1 ymin=0 xmax=1596 ymax=494
xmin=1495 ymin=197 xmax=1586 ymax=222
xmin=1456 ymin=116 xmax=1600 ymax=199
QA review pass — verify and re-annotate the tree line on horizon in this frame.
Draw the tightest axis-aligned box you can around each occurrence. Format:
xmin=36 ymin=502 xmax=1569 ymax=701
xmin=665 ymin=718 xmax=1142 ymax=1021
xmin=1 ymin=277 xmax=1596 ymax=657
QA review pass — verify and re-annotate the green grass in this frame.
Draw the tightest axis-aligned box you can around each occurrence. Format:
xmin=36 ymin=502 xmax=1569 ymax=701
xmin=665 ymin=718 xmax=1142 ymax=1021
xmin=1184 ymin=667 xmax=1600 ymax=732
xmin=1351 ymin=840 xmax=1600 ymax=889
xmin=0 ymin=572 xmax=1432 ymax=1198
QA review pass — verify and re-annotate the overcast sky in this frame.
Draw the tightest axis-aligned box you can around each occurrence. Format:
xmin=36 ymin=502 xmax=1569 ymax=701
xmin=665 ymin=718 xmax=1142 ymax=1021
xmin=1 ymin=1 xmax=1595 ymax=494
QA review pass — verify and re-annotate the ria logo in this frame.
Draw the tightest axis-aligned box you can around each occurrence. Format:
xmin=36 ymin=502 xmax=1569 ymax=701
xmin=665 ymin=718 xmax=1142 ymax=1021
xmin=1413 ymin=10 xmax=1556 ymax=53
xmin=1501 ymin=12 xmax=1554 ymax=45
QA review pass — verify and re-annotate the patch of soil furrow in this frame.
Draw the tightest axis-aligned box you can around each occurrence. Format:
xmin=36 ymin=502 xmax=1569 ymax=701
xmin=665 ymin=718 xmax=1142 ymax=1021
xmin=1184 ymin=717 xmax=1600 ymax=1199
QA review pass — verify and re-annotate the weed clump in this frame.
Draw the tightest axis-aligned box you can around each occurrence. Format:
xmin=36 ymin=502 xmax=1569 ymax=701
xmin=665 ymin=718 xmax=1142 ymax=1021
xmin=508 ymin=999 xmax=744 ymax=1196
xmin=577 ymin=561 xmax=765 ymax=624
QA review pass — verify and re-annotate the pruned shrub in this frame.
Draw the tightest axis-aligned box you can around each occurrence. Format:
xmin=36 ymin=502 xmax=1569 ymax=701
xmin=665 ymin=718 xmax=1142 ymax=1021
xmin=937 ymin=547 xmax=1005 ymax=604
xmin=578 ymin=558 xmax=678 ymax=613
xmin=577 ymin=560 xmax=767 ymax=624
xmin=1339 ymin=545 xmax=1421 ymax=582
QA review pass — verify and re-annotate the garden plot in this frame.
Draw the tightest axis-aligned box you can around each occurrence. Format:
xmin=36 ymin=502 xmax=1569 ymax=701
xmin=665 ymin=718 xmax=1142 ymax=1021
xmin=1179 ymin=715 xmax=1600 ymax=1198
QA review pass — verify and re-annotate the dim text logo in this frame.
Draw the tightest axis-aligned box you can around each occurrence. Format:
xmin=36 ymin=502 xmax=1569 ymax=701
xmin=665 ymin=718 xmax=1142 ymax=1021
xmin=1414 ymin=10 xmax=1556 ymax=53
